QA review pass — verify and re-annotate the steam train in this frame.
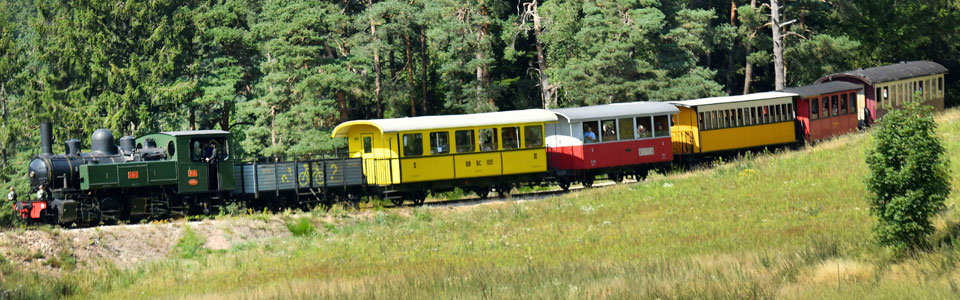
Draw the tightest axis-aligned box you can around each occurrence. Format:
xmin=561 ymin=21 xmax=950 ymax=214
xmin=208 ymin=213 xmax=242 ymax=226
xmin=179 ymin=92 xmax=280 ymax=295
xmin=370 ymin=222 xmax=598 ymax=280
xmin=14 ymin=61 xmax=948 ymax=226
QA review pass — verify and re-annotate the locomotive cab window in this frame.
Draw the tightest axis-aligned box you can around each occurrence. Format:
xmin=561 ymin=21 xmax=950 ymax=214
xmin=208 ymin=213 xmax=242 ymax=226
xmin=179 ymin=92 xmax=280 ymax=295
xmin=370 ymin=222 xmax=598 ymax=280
xmin=600 ymin=120 xmax=617 ymax=142
xmin=582 ymin=121 xmax=599 ymax=144
xmin=402 ymin=133 xmax=423 ymax=157
xmin=502 ymin=127 xmax=520 ymax=150
xmin=455 ymin=130 xmax=475 ymax=153
xmin=479 ymin=128 xmax=498 ymax=151
xmin=190 ymin=138 xmax=228 ymax=162
xmin=523 ymin=125 xmax=543 ymax=148
xmin=429 ymin=131 xmax=449 ymax=155
xmin=167 ymin=141 xmax=176 ymax=157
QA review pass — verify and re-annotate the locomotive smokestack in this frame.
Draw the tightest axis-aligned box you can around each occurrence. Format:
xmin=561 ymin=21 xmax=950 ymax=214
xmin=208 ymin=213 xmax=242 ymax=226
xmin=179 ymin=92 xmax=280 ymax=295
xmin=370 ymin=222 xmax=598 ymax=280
xmin=40 ymin=122 xmax=53 ymax=156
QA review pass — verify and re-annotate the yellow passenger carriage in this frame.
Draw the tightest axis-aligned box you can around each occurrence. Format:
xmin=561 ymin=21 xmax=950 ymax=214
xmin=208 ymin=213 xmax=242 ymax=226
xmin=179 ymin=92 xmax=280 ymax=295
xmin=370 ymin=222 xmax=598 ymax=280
xmin=332 ymin=110 xmax=557 ymax=205
xmin=669 ymin=92 xmax=802 ymax=160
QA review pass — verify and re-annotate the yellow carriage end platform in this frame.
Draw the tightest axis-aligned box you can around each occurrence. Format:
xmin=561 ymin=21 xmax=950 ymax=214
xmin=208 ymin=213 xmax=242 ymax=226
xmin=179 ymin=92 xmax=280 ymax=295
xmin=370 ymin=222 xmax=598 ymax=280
xmin=331 ymin=110 xmax=558 ymax=187
xmin=668 ymin=92 xmax=801 ymax=155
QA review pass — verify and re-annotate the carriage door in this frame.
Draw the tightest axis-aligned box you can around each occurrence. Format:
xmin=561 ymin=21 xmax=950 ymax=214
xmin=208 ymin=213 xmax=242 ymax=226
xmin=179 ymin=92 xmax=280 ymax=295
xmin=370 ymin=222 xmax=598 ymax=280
xmin=361 ymin=134 xmax=377 ymax=185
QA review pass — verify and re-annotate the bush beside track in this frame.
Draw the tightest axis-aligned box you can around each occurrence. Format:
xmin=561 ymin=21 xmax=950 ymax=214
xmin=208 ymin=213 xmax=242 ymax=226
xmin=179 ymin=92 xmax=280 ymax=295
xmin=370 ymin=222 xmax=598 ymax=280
xmin=2 ymin=108 xmax=960 ymax=299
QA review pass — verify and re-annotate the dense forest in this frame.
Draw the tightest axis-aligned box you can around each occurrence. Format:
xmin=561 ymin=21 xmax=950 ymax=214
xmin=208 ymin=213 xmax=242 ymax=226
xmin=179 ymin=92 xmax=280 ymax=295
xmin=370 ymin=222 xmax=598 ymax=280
xmin=0 ymin=0 xmax=957 ymax=199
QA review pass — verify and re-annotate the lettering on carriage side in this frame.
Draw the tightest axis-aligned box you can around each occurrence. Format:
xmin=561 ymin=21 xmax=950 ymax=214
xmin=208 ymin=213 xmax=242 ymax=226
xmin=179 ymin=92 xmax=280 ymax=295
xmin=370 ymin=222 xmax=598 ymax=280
xmin=466 ymin=160 xmax=471 ymax=167
xmin=637 ymin=147 xmax=655 ymax=157
xmin=330 ymin=164 xmax=338 ymax=175
xmin=476 ymin=160 xmax=481 ymax=166
xmin=187 ymin=169 xmax=198 ymax=177
xmin=280 ymin=167 xmax=293 ymax=184
xmin=486 ymin=159 xmax=494 ymax=165
xmin=533 ymin=153 xmax=537 ymax=159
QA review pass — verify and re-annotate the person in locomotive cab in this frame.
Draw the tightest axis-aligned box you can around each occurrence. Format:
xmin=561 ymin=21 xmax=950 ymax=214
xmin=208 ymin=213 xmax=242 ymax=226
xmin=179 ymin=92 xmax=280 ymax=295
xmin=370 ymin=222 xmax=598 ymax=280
xmin=204 ymin=142 xmax=219 ymax=163
xmin=7 ymin=187 xmax=15 ymax=203
xmin=583 ymin=126 xmax=597 ymax=143
xmin=36 ymin=184 xmax=47 ymax=201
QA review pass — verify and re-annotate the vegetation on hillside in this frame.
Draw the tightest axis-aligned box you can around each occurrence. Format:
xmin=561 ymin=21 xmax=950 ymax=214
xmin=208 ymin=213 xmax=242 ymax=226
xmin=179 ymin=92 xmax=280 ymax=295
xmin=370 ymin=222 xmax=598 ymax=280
xmin=0 ymin=108 xmax=958 ymax=299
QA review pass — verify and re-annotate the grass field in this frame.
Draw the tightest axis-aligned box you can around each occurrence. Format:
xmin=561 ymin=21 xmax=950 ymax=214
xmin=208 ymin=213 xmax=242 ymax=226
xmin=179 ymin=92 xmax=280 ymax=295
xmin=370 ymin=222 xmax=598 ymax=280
xmin=5 ymin=109 xmax=960 ymax=299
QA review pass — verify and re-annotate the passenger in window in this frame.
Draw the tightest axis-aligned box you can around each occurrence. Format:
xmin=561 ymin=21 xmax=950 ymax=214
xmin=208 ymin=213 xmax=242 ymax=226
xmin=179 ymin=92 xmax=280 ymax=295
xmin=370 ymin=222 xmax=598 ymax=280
xmin=503 ymin=128 xmax=519 ymax=150
xmin=637 ymin=124 xmax=648 ymax=138
xmin=583 ymin=126 xmax=597 ymax=143
xmin=603 ymin=124 xmax=615 ymax=139
xmin=656 ymin=122 xmax=664 ymax=132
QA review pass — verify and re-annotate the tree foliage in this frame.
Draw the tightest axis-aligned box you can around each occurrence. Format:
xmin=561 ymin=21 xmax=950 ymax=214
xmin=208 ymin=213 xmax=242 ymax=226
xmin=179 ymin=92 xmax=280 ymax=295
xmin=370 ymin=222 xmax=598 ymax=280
xmin=865 ymin=101 xmax=951 ymax=252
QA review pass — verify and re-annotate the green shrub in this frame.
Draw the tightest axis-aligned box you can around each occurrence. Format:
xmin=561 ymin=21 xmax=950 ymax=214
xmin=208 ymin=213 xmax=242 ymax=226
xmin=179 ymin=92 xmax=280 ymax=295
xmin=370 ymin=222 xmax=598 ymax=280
xmin=865 ymin=101 xmax=951 ymax=253
xmin=174 ymin=227 xmax=207 ymax=259
xmin=286 ymin=217 xmax=316 ymax=237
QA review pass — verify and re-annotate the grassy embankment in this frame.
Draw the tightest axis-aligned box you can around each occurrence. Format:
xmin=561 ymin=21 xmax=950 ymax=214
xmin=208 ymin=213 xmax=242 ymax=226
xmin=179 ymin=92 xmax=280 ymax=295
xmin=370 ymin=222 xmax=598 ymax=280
xmin=6 ymin=109 xmax=960 ymax=299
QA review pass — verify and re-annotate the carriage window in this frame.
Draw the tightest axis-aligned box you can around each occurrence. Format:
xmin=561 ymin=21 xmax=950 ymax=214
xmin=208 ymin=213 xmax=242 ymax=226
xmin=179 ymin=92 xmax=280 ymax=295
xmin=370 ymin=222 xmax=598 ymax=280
xmin=501 ymin=127 xmax=520 ymax=150
xmin=455 ymin=130 xmax=475 ymax=153
xmin=830 ymin=95 xmax=838 ymax=116
xmin=849 ymin=92 xmax=857 ymax=113
xmin=922 ymin=80 xmax=927 ymax=99
xmin=701 ymin=113 xmax=711 ymax=130
xmin=653 ymin=115 xmax=669 ymax=137
xmin=600 ymin=120 xmax=617 ymax=142
xmin=811 ymin=98 xmax=820 ymax=120
xmin=698 ymin=112 xmax=705 ymax=129
xmin=429 ymin=131 xmax=449 ymax=155
xmin=582 ymin=121 xmax=599 ymax=144
xmin=636 ymin=116 xmax=653 ymax=136
xmin=362 ymin=136 xmax=373 ymax=154
xmin=479 ymin=128 xmax=498 ymax=151
xmin=786 ymin=103 xmax=794 ymax=119
xmin=939 ymin=77 xmax=944 ymax=92
xmin=402 ymin=133 xmax=423 ymax=157
xmin=617 ymin=118 xmax=634 ymax=140
xmin=524 ymin=125 xmax=543 ymax=148
xmin=840 ymin=94 xmax=848 ymax=114
xmin=776 ymin=105 xmax=783 ymax=122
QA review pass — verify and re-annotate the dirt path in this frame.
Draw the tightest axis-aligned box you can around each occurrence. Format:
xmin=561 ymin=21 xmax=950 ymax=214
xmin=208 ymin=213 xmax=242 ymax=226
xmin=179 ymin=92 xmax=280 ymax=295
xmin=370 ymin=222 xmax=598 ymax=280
xmin=0 ymin=217 xmax=290 ymax=273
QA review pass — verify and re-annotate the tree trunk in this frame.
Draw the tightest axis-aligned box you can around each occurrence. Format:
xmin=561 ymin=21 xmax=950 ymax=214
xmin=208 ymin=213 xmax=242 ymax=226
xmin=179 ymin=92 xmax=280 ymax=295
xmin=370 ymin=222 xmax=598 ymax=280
xmin=726 ymin=0 xmax=737 ymax=95
xmin=771 ymin=0 xmax=785 ymax=90
xmin=220 ymin=101 xmax=230 ymax=131
xmin=525 ymin=1 xmax=553 ymax=109
xmin=370 ymin=18 xmax=383 ymax=119
xmin=189 ymin=106 xmax=196 ymax=130
xmin=476 ymin=2 xmax=492 ymax=110
xmin=419 ymin=28 xmax=429 ymax=115
xmin=743 ymin=0 xmax=756 ymax=95
xmin=404 ymin=33 xmax=417 ymax=116
xmin=336 ymin=90 xmax=350 ymax=121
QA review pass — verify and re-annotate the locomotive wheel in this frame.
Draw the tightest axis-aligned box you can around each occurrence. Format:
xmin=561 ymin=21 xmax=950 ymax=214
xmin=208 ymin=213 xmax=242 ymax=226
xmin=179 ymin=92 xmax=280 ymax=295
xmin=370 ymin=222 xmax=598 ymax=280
xmin=99 ymin=198 xmax=121 ymax=225
xmin=390 ymin=198 xmax=404 ymax=206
